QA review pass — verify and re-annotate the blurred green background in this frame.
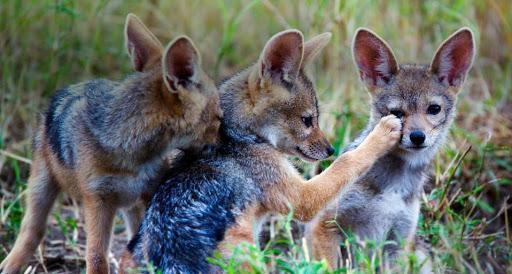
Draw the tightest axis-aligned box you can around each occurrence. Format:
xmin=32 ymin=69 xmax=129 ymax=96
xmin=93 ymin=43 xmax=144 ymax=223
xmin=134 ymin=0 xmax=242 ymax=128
xmin=1 ymin=0 xmax=511 ymax=273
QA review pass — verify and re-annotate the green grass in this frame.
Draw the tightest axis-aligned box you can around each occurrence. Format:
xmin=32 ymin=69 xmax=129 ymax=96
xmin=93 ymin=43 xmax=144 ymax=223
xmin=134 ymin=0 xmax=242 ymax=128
xmin=1 ymin=0 xmax=511 ymax=273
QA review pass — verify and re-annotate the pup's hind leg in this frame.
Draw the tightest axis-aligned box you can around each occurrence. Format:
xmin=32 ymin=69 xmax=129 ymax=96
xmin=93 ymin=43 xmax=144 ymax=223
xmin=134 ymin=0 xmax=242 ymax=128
xmin=408 ymin=236 xmax=432 ymax=274
xmin=217 ymin=205 xmax=258 ymax=272
xmin=121 ymin=199 xmax=146 ymax=238
xmin=83 ymin=195 xmax=116 ymax=274
xmin=0 ymin=155 xmax=60 ymax=274
xmin=308 ymin=216 xmax=342 ymax=269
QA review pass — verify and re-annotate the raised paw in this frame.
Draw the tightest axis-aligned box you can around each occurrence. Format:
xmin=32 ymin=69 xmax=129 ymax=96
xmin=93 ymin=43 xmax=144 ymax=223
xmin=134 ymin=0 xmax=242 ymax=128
xmin=368 ymin=115 xmax=402 ymax=154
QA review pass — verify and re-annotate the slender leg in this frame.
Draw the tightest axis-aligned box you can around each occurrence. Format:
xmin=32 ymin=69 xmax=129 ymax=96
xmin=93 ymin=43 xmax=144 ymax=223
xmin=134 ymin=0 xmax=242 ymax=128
xmin=121 ymin=200 xmax=146 ymax=238
xmin=217 ymin=205 xmax=259 ymax=272
xmin=218 ymin=211 xmax=256 ymax=257
xmin=0 ymin=157 xmax=60 ymax=274
xmin=267 ymin=115 xmax=402 ymax=222
xmin=118 ymin=250 xmax=138 ymax=274
xmin=83 ymin=195 xmax=116 ymax=274
xmin=411 ymin=236 xmax=432 ymax=274
xmin=309 ymin=217 xmax=341 ymax=269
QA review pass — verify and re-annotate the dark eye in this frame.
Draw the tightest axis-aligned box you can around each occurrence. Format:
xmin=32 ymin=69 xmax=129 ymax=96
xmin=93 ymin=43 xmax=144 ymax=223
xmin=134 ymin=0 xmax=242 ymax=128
xmin=302 ymin=116 xmax=313 ymax=128
xmin=390 ymin=109 xmax=404 ymax=118
xmin=427 ymin=104 xmax=441 ymax=115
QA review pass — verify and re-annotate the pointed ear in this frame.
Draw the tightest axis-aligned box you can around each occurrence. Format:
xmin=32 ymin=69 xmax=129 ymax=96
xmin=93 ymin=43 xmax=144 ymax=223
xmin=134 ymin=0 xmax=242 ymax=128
xmin=259 ymin=30 xmax=304 ymax=84
xmin=162 ymin=36 xmax=201 ymax=92
xmin=302 ymin=32 xmax=332 ymax=67
xmin=124 ymin=13 xmax=163 ymax=72
xmin=430 ymin=27 xmax=475 ymax=88
xmin=352 ymin=28 xmax=398 ymax=89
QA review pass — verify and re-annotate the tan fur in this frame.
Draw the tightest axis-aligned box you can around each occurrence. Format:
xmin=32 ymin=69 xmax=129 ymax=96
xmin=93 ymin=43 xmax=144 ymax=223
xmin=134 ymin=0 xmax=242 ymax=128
xmin=118 ymin=251 xmax=138 ymax=274
xmin=221 ymin=42 xmax=402 ymax=254
xmin=0 ymin=131 xmax=60 ymax=273
xmin=218 ymin=203 xmax=261 ymax=272
xmin=0 ymin=14 xmax=221 ymax=274
xmin=309 ymin=208 xmax=341 ymax=267
xmin=219 ymin=115 xmax=400 ymax=256
xmin=207 ymin=30 xmax=402 ymax=260
xmin=248 ymin=115 xmax=398 ymax=223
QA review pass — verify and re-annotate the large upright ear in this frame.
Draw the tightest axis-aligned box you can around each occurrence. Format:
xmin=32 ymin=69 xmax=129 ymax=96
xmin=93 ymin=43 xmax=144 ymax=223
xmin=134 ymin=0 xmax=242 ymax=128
xmin=124 ymin=13 xmax=163 ymax=72
xmin=259 ymin=30 xmax=304 ymax=84
xmin=352 ymin=28 xmax=398 ymax=89
xmin=162 ymin=36 xmax=201 ymax=92
xmin=302 ymin=32 xmax=332 ymax=67
xmin=430 ymin=27 xmax=475 ymax=88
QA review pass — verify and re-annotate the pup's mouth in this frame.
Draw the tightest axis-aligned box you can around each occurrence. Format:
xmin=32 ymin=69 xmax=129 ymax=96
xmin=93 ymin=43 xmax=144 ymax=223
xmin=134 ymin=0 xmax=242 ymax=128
xmin=295 ymin=147 xmax=321 ymax=162
xmin=405 ymin=145 xmax=427 ymax=151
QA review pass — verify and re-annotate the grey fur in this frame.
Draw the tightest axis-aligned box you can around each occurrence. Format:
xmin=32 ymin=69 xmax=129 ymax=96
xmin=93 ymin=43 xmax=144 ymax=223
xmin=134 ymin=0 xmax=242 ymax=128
xmin=307 ymin=64 xmax=455 ymax=270
xmin=308 ymin=26 xmax=476 ymax=273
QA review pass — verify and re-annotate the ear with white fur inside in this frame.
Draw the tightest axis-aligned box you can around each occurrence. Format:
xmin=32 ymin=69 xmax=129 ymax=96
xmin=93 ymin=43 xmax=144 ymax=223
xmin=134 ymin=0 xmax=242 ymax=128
xmin=430 ymin=27 xmax=476 ymax=89
xmin=259 ymin=30 xmax=304 ymax=85
xmin=124 ymin=13 xmax=163 ymax=72
xmin=162 ymin=36 xmax=201 ymax=92
xmin=352 ymin=28 xmax=399 ymax=90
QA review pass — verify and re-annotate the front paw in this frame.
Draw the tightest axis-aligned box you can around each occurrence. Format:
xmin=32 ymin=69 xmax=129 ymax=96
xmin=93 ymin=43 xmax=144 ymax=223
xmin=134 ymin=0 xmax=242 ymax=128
xmin=369 ymin=115 xmax=402 ymax=153
xmin=0 ymin=260 xmax=22 ymax=274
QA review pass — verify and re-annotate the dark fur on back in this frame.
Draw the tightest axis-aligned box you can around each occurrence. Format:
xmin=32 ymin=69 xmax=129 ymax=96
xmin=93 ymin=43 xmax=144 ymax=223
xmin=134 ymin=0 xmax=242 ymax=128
xmin=46 ymin=85 xmax=87 ymax=167
xmin=127 ymin=129 xmax=266 ymax=273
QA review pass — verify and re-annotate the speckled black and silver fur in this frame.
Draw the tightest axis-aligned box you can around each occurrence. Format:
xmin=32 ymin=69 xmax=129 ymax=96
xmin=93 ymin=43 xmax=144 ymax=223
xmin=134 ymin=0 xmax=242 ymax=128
xmin=306 ymin=27 xmax=475 ymax=272
xmin=127 ymin=134 xmax=265 ymax=273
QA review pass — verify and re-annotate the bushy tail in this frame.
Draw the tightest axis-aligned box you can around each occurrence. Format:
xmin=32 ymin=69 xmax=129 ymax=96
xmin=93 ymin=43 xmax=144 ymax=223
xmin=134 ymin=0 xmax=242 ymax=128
xmin=121 ymin=230 xmax=207 ymax=274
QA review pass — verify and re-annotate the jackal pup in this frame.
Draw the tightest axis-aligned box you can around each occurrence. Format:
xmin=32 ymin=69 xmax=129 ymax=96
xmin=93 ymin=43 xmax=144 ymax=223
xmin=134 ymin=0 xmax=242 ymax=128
xmin=307 ymin=27 xmax=475 ymax=270
xmin=0 ymin=14 xmax=221 ymax=274
xmin=121 ymin=29 xmax=402 ymax=273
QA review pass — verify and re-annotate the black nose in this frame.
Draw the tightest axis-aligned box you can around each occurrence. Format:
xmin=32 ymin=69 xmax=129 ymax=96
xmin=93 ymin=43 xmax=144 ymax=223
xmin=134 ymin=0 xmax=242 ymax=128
xmin=409 ymin=131 xmax=425 ymax=145
xmin=326 ymin=146 xmax=335 ymax=156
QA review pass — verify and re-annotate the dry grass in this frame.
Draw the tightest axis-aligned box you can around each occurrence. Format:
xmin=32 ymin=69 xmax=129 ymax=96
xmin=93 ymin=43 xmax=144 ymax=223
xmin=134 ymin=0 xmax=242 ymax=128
xmin=1 ymin=0 xmax=511 ymax=273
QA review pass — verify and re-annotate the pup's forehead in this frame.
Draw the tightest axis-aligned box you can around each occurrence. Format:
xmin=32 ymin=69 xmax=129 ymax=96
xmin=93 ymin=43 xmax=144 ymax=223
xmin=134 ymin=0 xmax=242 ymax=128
xmin=287 ymin=90 xmax=318 ymax=116
xmin=385 ymin=64 xmax=455 ymax=99
xmin=289 ymin=72 xmax=319 ymax=114
xmin=382 ymin=93 xmax=448 ymax=107
xmin=376 ymin=69 xmax=454 ymax=111
xmin=393 ymin=64 xmax=436 ymax=93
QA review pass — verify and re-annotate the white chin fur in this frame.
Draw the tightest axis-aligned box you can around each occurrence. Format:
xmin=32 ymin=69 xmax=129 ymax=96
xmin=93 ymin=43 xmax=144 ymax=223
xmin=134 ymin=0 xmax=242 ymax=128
xmin=397 ymin=142 xmax=441 ymax=168
xmin=261 ymin=126 xmax=279 ymax=147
